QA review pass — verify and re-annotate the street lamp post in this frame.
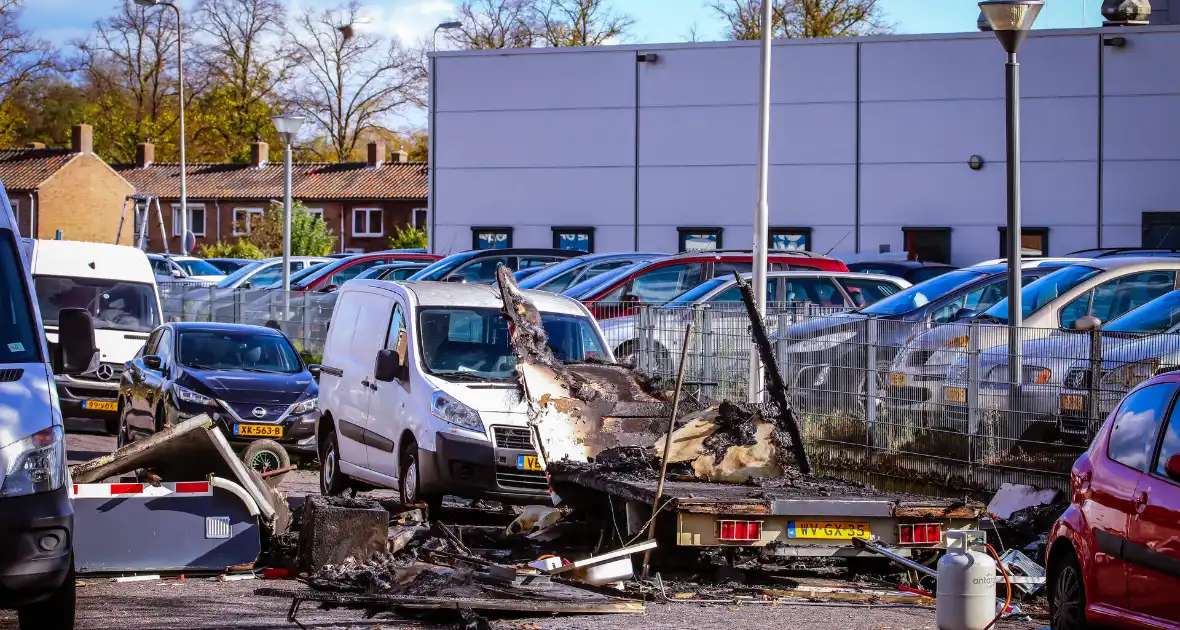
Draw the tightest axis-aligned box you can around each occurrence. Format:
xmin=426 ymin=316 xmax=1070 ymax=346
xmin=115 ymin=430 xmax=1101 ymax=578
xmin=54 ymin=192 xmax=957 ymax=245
xmin=433 ymin=20 xmax=462 ymax=51
xmin=272 ymin=115 xmax=305 ymax=317
xmin=134 ymin=0 xmax=188 ymax=254
xmin=978 ymin=0 xmax=1042 ymax=400
xmin=748 ymin=0 xmax=773 ymax=403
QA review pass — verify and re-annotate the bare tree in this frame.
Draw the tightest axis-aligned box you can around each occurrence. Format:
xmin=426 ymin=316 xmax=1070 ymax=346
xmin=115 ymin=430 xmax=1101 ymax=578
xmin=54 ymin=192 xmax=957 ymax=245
xmin=709 ymin=0 xmax=890 ymax=40
xmin=447 ymin=0 xmax=634 ymax=50
xmin=0 ymin=0 xmax=62 ymax=141
xmin=287 ymin=1 xmax=419 ymax=162
xmin=446 ymin=0 xmax=536 ymax=50
xmin=536 ymin=0 xmax=633 ymax=47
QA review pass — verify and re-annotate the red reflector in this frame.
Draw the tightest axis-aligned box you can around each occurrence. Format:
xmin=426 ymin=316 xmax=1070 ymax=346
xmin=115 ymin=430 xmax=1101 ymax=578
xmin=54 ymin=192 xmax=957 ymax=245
xmin=899 ymin=524 xmax=914 ymax=544
xmin=898 ymin=523 xmax=942 ymax=545
xmin=925 ymin=524 xmax=942 ymax=542
xmin=175 ymin=482 xmax=209 ymax=494
xmin=718 ymin=520 xmax=763 ymax=541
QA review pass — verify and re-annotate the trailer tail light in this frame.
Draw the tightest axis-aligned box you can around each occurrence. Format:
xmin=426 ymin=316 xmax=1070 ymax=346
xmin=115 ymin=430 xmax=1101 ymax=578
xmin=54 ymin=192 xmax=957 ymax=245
xmin=898 ymin=523 xmax=942 ymax=545
xmin=717 ymin=520 xmax=763 ymax=542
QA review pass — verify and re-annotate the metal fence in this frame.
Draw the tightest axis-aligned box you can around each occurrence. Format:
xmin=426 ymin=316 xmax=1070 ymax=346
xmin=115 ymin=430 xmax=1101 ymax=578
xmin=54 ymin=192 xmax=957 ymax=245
xmin=161 ymin=285 xmax=334 ymax=358
xmin=622 ymin=303 xmax=1170 ymax=494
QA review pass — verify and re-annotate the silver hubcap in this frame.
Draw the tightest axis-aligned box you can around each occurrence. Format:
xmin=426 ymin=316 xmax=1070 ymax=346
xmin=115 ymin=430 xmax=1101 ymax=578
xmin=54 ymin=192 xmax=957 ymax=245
xmin=323 ymin=444 xmax=335 ymax=487
xmin=1053 ymin=564 xmax=1082 ymax=629
xmin=403 ymin=460 xmax=418 ymax=503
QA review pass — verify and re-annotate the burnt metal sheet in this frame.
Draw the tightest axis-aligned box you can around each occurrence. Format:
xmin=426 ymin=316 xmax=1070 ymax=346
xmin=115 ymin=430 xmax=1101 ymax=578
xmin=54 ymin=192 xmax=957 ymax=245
xmin=769 ymin=499 xmax=894 ymax=518
xmin=894 ymin=504 xmax=982 ymax=520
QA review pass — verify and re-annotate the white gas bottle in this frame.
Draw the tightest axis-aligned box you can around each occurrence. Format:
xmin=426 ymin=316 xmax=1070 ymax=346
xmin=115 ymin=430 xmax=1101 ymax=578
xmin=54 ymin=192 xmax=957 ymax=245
xmin=936 ymin=530 xmax=998 ymax=630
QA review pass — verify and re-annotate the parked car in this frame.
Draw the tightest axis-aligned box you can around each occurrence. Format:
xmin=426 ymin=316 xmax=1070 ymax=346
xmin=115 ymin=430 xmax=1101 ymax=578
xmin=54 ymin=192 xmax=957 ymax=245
xmin=517 ymin=252 xmax=665 ymax=294
xmin=291 ymin=251 xmax=441 ymax=292
xmin=578 ymin=250 xmax=850 ymax=320
xmin=599 ymin=271 xmax=910 ymax=365
xmin=562 ymin=261 xmax=645 ymax=300
xmin=117 ymin=322 xmax=321 ymax=469
xmin=147 ymin=253 xmax=226 ymax=285
xmin=203 ymin=258 xmax=253 ymax=274
xmin=1047 ymin=372 xmax=1180 ymax=629
xmin=1068 ymin=246 xmax=1180 ymax=259
xmin=409 ymin=248 xmax=579 ymax=284
xmin=353 ymin=262 xmax=431 ymax=282
xmin=316 ymin=280 xmax=611 ymax=508
xmin=172 ymin=256 xmax=333 ymax=320
xmin=846 ymin=260 xmax=957 ymax=284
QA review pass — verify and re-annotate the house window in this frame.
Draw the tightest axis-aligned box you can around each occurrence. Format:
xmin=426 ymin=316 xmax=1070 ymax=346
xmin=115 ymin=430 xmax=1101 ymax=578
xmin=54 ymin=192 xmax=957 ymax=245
xmin=304 ymin=207 xmax=324 ymax=223
xmin=413 ymin=208 xmax=427 ymax=229
xmin=344 ymin=247 xmax=364 ymax=254
xmin=998 ymin=227 xmax=1049 ymax=257
xmin=171 ymin=204 xmax=207 ymax=237
xmin=770 ymin=227 xmax=811 ymax=252
xmin=352 ymin=208 xmax=383 ymax=237
xmin=472 ymin=227 xmax=512 ymax=250
xmin=903 ymin=227 xmax=952 ymax=264
xmin=678 ymin=227 xmax=722 ymax=252
xmin=552 ymin=227 xmax=594 ymax=253
xmin=233 ymin=207 xmax=264 ymax=236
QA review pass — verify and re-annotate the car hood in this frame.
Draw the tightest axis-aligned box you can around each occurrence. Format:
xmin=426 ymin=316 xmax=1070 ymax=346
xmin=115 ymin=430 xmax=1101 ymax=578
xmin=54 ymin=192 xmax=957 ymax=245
xmin=1094 ymin=333 xmax=1180 ymax=370
xmin=189 ymin=370 xmax=315 ymax=404
xmin=428 ymin=376 xmax=529 ymax=414
xmin=946 ymin=333 xmax=1133 ymax=386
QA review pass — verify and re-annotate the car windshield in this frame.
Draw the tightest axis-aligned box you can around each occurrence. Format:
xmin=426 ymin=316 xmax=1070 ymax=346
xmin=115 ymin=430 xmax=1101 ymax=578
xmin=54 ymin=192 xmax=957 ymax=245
xmin=861 ymin=269 xmax=985 ymax=316
xmin=984 ymin=265 xmax=1103 ymax=322
xmin=217 ymin=261 xmax=265 ymax=288
xmin=178 ymin=329 xmax=302 ymax=373
xmin=1105 ymin=290 xmax=1180 ymax=334
xmin=256 ymin=263 xmax=325 ymax=289
xmin=293 ymin=258 xmax=351 ymax=287
xmin=177 ymin=258 xmax=222 ymax=276
xmin=409 ymin=252 xmax=477 ymax=281
xmin=670 ymin=278 xmax=729 ymax=304
xmin=206 ymin=259 xmax=246 ymax=274
xmin=34 ymin=276 xmax=159 ymax=332
xmin=418 ymin=307 xmax=608 ymax=381
xmin=565 ymin=261 xmax=651 ymax=298
xmin=0 ymin=230 xmax=40 ymax=364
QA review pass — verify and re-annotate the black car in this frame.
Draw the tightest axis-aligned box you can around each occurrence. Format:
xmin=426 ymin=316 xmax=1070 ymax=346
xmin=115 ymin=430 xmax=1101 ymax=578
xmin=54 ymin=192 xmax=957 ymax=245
xmin=846 ymin=260 xmax=957 ymax=284
xmin=116 ymin=322 xmax=320 ymax=472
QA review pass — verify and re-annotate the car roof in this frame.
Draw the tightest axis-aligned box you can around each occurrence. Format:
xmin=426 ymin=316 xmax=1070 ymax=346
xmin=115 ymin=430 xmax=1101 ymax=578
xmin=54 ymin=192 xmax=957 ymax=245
xmin=727 ymin=270 xmax=909 ymax=282
xmin=32 ymin=239 xmax=155 ymax=284
xmin=1080 ymin=257 xmax=1180 ymax=271
xmin=848 ymin=260 xmax=952 ymax=269
xmin=351 ymin=280 xmax=589 ymax=316
xmin=463 ymin=248 xmax=579 ymax=258
xmin=171 ymin=321 xmax=285 ymax=335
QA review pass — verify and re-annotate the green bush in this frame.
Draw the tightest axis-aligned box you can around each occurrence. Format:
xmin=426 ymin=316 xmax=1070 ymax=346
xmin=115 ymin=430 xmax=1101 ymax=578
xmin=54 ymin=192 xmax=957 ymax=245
xmin=197 ymin=239 xmax=265 ymax=260
xmin=389 ymin=225 xmax=428 ymax=250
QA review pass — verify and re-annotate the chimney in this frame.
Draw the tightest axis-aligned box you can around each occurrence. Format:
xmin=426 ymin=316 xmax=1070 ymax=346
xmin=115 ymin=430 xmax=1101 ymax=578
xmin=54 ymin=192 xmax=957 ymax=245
xmin=135 ymin=139 xmax=154 ymax=168
xmin=367 ymin=141 xmax=385 ymax=167
xmin=389 ymin=146 xmax=408 ymax=163
xmin=250 ymin=136 xmax=269 ymax=168
xmin=27 ymin=142 xmax=45 ymax=149
xmin=71 ymin=123 xmax=93 ymax=154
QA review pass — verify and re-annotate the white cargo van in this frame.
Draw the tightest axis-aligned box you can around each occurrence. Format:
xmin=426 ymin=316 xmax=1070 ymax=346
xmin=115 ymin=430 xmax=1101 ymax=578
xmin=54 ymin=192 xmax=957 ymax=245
xmin=316 ymin=280 xmax=612 ymax=509
xmin=27 ymin=240 xmax=162 ymax=435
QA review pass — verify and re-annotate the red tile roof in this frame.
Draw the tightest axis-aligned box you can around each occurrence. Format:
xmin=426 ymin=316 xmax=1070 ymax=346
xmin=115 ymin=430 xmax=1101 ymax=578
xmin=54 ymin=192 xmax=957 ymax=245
xmin=0 ymin=148 xmax=78 ymax=191
xmin=113 ymin=160 xmax=427 ymax=201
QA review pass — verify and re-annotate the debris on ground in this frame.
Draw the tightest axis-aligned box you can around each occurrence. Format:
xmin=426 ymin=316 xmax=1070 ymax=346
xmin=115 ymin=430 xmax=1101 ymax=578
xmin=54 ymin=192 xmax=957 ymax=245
xmin=507 ymin=506 xmax=563 ymax=536
xmin=297 ymin=494 xmax=389 ymax=572
xmin=987 ymin=483 xmax=1060 ymax=520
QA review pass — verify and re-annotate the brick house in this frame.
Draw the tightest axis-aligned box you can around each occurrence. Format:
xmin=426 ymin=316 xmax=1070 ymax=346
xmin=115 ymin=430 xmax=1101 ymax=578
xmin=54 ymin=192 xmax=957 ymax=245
xmin=114 ymin=139 xmax=428 ymax=254
xmin=0 ymin=124 xmax=134 ymax=241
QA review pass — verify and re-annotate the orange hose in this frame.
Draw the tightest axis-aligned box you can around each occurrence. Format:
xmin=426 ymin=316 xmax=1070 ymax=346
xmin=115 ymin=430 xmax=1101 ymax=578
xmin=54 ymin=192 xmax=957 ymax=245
xmin=982 ymin=543 xmax=1012 ymax=630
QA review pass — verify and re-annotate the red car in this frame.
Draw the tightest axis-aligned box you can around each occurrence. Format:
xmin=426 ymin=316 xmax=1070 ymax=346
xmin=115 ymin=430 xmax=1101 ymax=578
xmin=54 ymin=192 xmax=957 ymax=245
xmin=578 ymin=250 xmax=849 ymax=319
xmin=291 ymin=251 xmax=440 ymax=292
xmin=1048 ymin=372 xmax=1180 ymax=630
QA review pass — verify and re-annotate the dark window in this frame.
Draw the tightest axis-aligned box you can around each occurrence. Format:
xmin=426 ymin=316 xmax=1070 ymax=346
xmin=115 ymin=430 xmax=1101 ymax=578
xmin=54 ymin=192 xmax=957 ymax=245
xmin=1156 ymin=400 xmax=1180 ymax=480
xmin=678 ymin=227 xmax=722 ymax=252
xmin=518 ymin=256 xmax=559 ymax=270
xmin=605 ymin=263 xmax=704 ymax=302
xmin=1143 ymin=212 xmax=1180 ymax=249
xmin=552 ymin=227 xmax=594 ymax=253
xmin=998 ymin=227 xmax=1050 ymax=257
xmin=1108 ymin=382 xmax=1177 ymax=472
xmin=903 ymin=228 xmax=952 ymax=264
xmin=453 ymin=257 xmax=509 ymax=283
xmin=385 ymin=303 xmax=408 ymax=372
xmin=472 ymin=227 xmax=511 ymax=250
xmin=413 ymin=208 xmax=427 ymax=229
xmin=0 ymin=230 xmax=39 ymax=364
xmin=156 ymin=328 xmax=174 ymax=368
xmin=770 ymin=227 xmax=811 ymax=252
xmin=836 ymin=277 xmax=904 ymax=306
xmin=713 ymin=261 xmax=751 ymax=278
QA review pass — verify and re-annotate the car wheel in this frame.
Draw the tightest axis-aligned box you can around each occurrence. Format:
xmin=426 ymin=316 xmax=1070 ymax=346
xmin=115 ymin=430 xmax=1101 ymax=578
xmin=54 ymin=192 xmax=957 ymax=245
xmin=104 ymin=411 xmax=119 ymax=437
xmin=319 ymin=431 xmax=349 ymax=496
xmin=1050 ymin=550 xmax=1087 ymax=630
xmin=17 ymin=562 xmax=75 ymax=630
xmin=399 ymin=443 xmax=422 ymax=506
xmin=115 ymin=402 xmax=131 ymax=449
xmin=243 ymin=439 xmax=291 ymax=488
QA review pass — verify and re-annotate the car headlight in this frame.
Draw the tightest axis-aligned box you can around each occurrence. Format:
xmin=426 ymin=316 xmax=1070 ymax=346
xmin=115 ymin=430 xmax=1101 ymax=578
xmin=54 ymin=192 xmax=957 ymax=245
xmin=431 ymin=392 xmax=484 ymax=433
xmin=175 ymin=384 xmax=215 ymax=406
xmin=0 ymin=425 xmax=66 ymax=498
xmin=1101 ymin=359 xmax=1160 ymax=389
xmin=290 ymin=396 xmax=318 ymax=415
xmin=783 ymin=331 xmax=857 ymax=353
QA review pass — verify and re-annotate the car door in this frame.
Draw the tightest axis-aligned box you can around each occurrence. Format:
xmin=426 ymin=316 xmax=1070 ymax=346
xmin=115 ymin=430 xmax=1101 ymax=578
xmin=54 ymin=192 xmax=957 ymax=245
xmin=342 ymin=291 xmax=395 ymax=470
xmin=1127 ymin=393 xmax=1180 ymax=623
xmin=126 ymin=328 xmax=162 ymax=429
xmin=322 ymin=291 xmax=369 ymax=469
xmin=1088 ymin=382 xmax=1177 ymax=613
xmin=367 ymin=300 xmax=412 ymax=479
xmin=136 ymin=327 xmax=173 ymax=433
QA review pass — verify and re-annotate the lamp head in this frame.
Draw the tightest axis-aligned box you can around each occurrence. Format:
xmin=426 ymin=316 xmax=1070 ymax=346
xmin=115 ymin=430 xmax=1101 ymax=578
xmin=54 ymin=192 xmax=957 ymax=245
xmin=271 ymin=115 xmax=305 ymax=144
xmin=133 ymin=0 xmax=163 ymax=6
xmin=437 ymin=21 xmax=462 ymax=30
xmin=978 ymin=0 xmax=1043 ymax=54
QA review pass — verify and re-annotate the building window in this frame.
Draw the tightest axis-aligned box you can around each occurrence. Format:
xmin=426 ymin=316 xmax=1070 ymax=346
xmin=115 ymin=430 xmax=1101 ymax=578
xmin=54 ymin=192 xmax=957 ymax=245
xmin=171 ymin=204 xmax=207 ymax=236
xmin=413 ymin=207 xmax=427 ymax=229
xmin=304 ymin=207 xmax=324 ymax=223
xmin=472 ymin=227 xmax=512 ymax=250
xmin=352 ymin=208 xmax=383 ymax=237
xmin=770 ymin=227 xmax=811 ymax=252
xmin=552 ymin=227 xmax=594 ymax=253
xmin=998 ymin=227 xmax=1049 ymax=257
xmin=678 ymin=227 xmax=722 ymax=252
xmin=344 ymin=247 xmax=364 ymax=254
xmin=903 ymin=227 xmax=952 ymax=264
xmin=233 ymin=207 xmax=264 ymax=236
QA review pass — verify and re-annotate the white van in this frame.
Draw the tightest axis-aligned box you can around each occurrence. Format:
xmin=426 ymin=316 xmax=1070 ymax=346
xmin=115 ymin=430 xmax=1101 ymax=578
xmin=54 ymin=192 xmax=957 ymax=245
xmin=27 ymin=240 xmax=162 ymax=434
xmin=316 ymin=280 xmax=613 ymax=508
xmin=0 ymin=187 xmax=77 ymax=628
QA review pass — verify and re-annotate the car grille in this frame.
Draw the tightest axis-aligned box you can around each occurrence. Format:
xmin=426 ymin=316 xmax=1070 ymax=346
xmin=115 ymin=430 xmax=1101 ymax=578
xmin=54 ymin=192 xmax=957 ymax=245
xmin=493 ymin=426 xmax=534 ymax=450
xmin=1064 ymin=368 xmax=1090 ymax=390
xmin=908 ymin=350 xmax=934 ymax=367
xmin=495 ymin=467 xmax=549 ymax=492
xmin=222 ymin=402 xmax=290 ymax=423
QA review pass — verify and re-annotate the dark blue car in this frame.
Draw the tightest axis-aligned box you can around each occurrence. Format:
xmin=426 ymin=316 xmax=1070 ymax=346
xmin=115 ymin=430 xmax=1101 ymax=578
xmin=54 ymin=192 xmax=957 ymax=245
xmin=517 ymin=252 xmax=664 ymax=293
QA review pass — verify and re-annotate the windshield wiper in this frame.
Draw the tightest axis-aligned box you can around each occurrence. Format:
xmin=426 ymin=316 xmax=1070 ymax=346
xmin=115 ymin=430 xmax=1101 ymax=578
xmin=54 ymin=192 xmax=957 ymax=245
xmin=432 ymin=370 xmax=513 ymax=382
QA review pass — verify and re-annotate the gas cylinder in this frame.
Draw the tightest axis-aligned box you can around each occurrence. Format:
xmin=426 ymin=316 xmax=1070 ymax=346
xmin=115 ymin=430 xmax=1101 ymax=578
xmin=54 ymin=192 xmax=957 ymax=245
xmin=936 ymin=530 xmax=998 ymax=630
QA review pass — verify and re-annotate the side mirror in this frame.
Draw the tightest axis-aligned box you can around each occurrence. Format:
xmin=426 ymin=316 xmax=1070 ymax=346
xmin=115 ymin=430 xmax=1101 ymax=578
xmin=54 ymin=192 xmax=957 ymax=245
xmin=308 ymin=364 xmax=322 ymax=378
xmin=1165 ymin=454 xmax=1180 ymax=482
xmin=171 ymin=268 xmax=185 ymax=278
xmin=445 ymin=276 xmax=467 ymax=283
xmin=1073 ymin=315 xmax=1102 ymax=331
xmin=143 ymin=355 xmax=163 ymax=371
xmin=951 ymin=308 xmax=977 ymax=323
xmin=323 ymin=284 xmax=339 ymax=293
xmin=374 ymin=349 xmax=402 ymax=382
xmin=58 ymin=308 xmax=99 ymax=375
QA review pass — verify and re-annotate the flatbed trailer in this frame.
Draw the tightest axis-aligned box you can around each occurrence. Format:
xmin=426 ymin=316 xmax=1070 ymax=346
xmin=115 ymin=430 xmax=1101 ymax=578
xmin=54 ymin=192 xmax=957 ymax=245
xmin=549 ymin=468 xmax=983 ymax=557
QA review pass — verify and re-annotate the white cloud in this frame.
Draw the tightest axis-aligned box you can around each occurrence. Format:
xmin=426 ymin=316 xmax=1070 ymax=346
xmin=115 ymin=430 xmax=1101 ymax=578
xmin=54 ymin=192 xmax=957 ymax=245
xmin=286 ymin=0 xmax=457 ymax=46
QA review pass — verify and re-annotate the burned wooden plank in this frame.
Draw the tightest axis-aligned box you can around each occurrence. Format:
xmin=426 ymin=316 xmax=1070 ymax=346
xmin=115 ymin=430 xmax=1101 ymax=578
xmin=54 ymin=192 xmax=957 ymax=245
xmin=674 ymin=501 xmax=771 ymax=516
xmin=255 ymin=587 xmax=647 ymax=615
xmin=894 ymin=504 xmax=982 ymax=520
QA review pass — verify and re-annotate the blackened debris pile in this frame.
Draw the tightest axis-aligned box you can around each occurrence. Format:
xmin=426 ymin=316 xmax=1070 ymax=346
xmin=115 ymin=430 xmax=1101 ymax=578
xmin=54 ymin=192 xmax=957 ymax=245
xmin=702 ymin=401 xmax=762 ymax=462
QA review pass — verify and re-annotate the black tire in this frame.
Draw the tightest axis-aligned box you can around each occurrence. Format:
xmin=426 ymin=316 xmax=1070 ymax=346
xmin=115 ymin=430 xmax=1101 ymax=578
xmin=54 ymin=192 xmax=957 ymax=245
xmin=115 ymin=402 xmax=131 ymax=450
xmin=399 ymin=443 xmax=423 ymax=506
xmin=243 ymin=439 xmax=291 ymax=488
xmin=1050 ymin=549 xmax=1088 ymax=630
xmin=104 ymin=413 xmax=119 ymax=437
xmin=319 ymin=431 xmax=349 ymax=496
xmin=18 ymin=562 xmax=75 ymax=630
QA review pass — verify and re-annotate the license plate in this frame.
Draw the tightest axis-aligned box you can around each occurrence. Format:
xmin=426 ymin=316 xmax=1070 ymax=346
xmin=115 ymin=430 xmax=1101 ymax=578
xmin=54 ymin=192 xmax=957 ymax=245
xmin=889 ymin=373 xmax=906 ymax=387
xmin=83 ymin=399 xmax=117 ymax=412
xmin=945 ymin=387 xmax=967 ymax=404
xmin=235 ymin=424 xmax=283 ymax=438
xmin=517 ymin=455 xmax=542 ymax=471
xmin=787 ymin=521 xmax=871 ymax=540
xmin=1061 ymin=393 xmax=1086 ymax=412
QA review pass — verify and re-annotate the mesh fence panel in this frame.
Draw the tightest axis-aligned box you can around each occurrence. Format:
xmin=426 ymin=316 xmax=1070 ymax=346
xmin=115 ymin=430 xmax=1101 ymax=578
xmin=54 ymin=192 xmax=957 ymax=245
xmin=162 ymin=286 xmax=334 ymax=357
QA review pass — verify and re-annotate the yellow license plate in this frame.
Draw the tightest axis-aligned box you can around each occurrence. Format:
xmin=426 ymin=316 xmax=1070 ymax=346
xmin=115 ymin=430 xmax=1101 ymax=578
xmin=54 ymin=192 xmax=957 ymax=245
xmin=788 ymin=521 xmax=871 ymax=540
xmin=517 ymin=455 xmax=542 ymax=471
xmin=83 ymin=400 xmax=117 ymax=412
xmin=945 ymin=387 xmax=967 ymax=404
xmin=235 ymin=424 xmax=283 ymax=438
xmin=890 ymin=373 xmax=906 ymax=386
xmin=1061 ymin=394 xmax=1086 ymax=412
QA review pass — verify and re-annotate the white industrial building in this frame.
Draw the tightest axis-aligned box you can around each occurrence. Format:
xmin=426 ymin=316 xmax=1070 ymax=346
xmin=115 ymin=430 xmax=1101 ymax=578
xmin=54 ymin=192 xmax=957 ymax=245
xmin=427 ymin=17 xmax=1180 ymax=266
